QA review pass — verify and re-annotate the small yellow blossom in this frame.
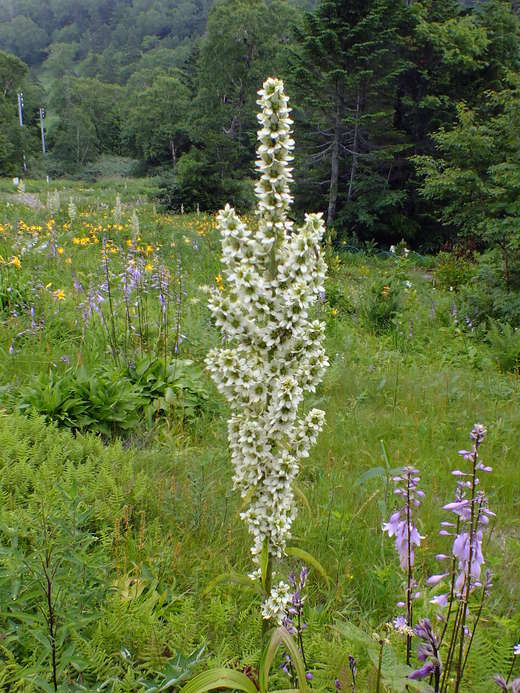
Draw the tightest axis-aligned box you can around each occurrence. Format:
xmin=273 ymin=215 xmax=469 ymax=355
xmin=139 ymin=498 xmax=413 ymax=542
xmin=53 ymin=289 xmax=66 ymax=301
xmin=9 ymin=256 xmax=21 ymax=269
xmin=65 ymin=257 xmax=72 ymax=265
xmin=216 ymin=273 xmax=224 ymax=291
xmin=57 ymin=247 xmax=64 ymax=255
xmin=331 ymin=307 xmax=338 ymax=317
xmin=145 ymin=262 xmax=154 ymax=272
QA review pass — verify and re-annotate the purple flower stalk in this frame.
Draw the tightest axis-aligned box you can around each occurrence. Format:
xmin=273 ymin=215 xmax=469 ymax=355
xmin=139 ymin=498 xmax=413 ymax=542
xmin=431 ymin=424 xmax=493 ymax=693
xmin=494 ymin=675 xmax=520 ymax=692
xmin=280 ymin=566 xmax=310 ymax=684
xmin=383 ymin=466 xmax=424 ymax=665
xmin=349 ymin=654 xmax=357 ymax=691
xmin=409 ymin=619 xmax=441 ymax=690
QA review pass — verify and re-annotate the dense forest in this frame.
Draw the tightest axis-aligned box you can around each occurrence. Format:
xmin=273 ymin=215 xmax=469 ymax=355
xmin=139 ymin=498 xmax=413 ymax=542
xmin=1 ymin=0 xmax=520 ymax=252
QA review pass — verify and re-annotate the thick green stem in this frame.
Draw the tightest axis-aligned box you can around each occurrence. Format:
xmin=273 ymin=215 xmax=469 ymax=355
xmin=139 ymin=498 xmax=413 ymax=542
xmin=261 ymin=555 xmax=273 ymax=642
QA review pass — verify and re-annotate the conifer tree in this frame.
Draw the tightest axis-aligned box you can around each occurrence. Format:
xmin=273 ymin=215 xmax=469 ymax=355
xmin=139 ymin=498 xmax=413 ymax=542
xmin=288 ymin=0 xmax=412 ymax=233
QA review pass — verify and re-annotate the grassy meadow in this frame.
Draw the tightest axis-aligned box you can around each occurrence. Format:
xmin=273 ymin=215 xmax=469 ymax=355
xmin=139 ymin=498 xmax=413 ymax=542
xmin=0 ymin=179 xmax=519 ymax=691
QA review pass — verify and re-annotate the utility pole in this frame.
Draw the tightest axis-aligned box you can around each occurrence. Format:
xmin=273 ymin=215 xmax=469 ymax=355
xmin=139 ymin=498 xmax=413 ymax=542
xmin=17 ymin=91 xmax=23 ymax=126
xmin=17 ymin=91 xmax=27 ymax=172
xmin=39 ymin=107 xmax=46 ymax=155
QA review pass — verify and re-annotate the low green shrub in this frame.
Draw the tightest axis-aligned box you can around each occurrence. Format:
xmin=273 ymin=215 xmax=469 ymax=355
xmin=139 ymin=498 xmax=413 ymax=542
xmin=486 ymin=320 xmax=520 ymax=372
xmin=434 ymin=251 xmax=476 ymax=290
xmin=14 ymin=357 xmax=210 ymax=436
xmin=359 ymin=280 xmax=402 ymax=334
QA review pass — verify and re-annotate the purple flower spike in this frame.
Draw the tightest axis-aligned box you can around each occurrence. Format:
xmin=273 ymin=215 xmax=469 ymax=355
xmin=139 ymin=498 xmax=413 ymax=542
xmin=383 ymin=467 xmax=424 ymax=571
xmin=409 ymin=662 xmax=435 ymax=680
xmin=493 ymin=675 xmax=508 ymax=690
xmin=410 ymin=619 xmax=441 ymax=683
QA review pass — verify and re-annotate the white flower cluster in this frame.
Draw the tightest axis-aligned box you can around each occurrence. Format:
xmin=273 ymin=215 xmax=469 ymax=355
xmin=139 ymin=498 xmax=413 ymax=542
xmin=261 ymin=580 xmax=292 ymax=624
xmin=47 ymin=190 xmax=60 ymax=215
xmin=114 ymin=193 xmax=122 ymax=224
xmin=206 ymin=78 xmax=328 ymax=599
xmin=68 ymin=196 xmax=77 ymax=221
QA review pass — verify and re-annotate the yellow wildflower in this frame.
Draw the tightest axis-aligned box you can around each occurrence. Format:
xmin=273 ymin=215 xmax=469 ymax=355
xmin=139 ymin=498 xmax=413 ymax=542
xmin=53 ymin=289 xmax=66 ymax=301
xmin=216 ymin=273 xmax=224 ymax=291
xmin=9 ymin=256 xmax=21 ymax=269
xmin=331 ymin=307 xmax=338 ymax=317
xmin=57 ymin=247 xmax=64 ymax=255
xmin=145 ymin=262 xmax=154 ymax=272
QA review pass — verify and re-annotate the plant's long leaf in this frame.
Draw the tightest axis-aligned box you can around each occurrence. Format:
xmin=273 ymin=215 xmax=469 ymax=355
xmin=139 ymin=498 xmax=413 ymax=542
xmin=259 ymin=628 xmax=309 ymax=693
xmin=285 ymin=546 xmax=330 ymax=588
xmin=202 ymin=572 xmax=263 ymax=597
xmin=179 ymin=668 xmax=258 ymax=693
xmin=293 ymin=483 xmax=311 ymax=514
xmin=380 ymin=439 xmax=390 ymax=470
xmin=354 ymin=466 xmax=386 ymax=486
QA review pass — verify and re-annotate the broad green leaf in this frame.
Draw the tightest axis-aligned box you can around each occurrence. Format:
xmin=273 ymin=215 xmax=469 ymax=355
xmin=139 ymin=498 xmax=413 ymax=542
xmin=180 ymin=668 xmax=258 ymax=693
xmin=285 ymin=546 xmax=330 ymax=588
xmin=259 ymin=627 xmax=309 ymax=693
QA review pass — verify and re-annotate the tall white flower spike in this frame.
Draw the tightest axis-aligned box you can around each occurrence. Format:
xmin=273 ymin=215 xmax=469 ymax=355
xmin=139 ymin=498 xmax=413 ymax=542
xmin=206 ymin=77 xmax=328 ymax=620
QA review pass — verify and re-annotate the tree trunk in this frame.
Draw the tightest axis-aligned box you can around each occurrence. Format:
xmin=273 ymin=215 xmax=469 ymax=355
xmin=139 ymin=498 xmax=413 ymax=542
xmin=327 ymin=90 xmax=343 ymax=226
xmin=347 ymin=90 xmax=361 ymax=203
xmin=170 ymin=138 xmax=176 ymax=168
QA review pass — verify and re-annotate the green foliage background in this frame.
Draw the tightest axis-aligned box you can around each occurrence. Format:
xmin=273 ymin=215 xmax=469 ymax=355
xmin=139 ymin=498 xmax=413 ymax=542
xmin=0 ymin=184 xmax=518 ymax=689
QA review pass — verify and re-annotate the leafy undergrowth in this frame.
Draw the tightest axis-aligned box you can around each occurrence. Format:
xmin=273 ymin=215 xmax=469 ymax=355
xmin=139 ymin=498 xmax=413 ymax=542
xmin=0 ymin=184 xmax=519 ymax=690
